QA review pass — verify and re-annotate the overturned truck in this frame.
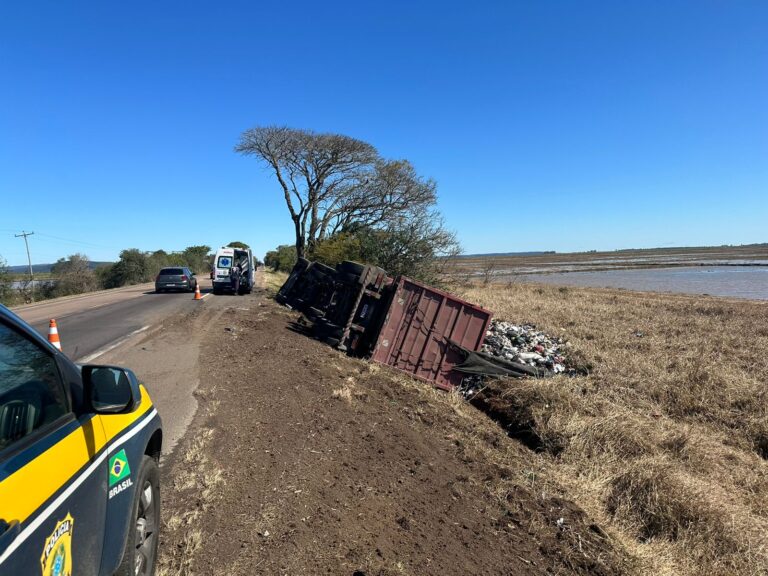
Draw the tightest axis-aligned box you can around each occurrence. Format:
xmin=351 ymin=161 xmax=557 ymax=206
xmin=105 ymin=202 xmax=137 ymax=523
xmin=276 ymin=259 xmax=496 ymax=390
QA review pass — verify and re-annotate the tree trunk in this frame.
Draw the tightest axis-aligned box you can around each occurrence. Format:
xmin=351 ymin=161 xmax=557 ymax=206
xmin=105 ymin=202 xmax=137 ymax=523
xmin=293 ymin=217 xmax=305 ymax=259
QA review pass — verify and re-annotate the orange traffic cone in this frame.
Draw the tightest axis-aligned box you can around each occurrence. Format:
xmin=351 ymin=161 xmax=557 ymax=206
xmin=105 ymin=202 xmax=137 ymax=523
xmin=194 ymin=283 xmax=202 ymax=301
xmin=48 ymin=319 xmax=62 ymax=351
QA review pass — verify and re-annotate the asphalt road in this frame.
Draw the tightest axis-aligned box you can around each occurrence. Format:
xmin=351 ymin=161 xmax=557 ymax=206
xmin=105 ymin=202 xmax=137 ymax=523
xmin=13 ymin=281 xmax=212 ymax=362
xmin=11 ymin=278 xmax=223 ymax=454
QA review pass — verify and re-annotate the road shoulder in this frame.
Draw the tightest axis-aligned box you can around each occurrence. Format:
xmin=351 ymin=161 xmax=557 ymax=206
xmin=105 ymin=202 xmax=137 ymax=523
xmin=95 ymin=289 xmax=230 ymax=456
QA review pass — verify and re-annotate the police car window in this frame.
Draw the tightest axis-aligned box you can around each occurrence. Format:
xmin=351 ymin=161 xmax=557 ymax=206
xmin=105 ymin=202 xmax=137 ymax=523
xmin=0 ymin=323 xmax=69 ymax=451
xmin=217 ymin=256 xmax=232 ymax=268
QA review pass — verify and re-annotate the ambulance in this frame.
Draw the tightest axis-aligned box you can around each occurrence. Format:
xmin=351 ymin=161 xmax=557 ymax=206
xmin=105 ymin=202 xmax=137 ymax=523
xmin=211 ymin=245 xmax=254 ymax=295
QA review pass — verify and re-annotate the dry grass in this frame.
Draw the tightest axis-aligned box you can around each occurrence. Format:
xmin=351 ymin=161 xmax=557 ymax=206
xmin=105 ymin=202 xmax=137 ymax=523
xmin=332 ymin=376 xmax=362 ymax=403
xmin=262 ymin=270 xmax=288 ymax=295
xmin=158 ymin=418 xmax=224 ymax=575
xmin=451 ymin=280 xmax=768 ymax=575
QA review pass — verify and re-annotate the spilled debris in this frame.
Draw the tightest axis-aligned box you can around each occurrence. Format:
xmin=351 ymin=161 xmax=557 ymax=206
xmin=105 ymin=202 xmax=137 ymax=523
xmin=482 ymin=320 xmax=569 ymax=374
xmin=455 ymin=320 xmax=576 ymax=396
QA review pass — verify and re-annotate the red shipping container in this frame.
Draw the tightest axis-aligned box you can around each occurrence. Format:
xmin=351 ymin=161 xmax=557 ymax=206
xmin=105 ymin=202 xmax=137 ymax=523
xmin=370 ymin=277 xmax=492 ymax=390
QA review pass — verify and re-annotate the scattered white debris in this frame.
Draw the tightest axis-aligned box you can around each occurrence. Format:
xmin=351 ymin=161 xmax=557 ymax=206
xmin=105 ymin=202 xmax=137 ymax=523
xmin=482 ymin=320 xmax=569 ymax=374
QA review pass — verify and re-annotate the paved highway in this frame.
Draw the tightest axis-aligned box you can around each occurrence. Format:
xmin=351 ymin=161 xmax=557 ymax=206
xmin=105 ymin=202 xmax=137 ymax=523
xmin=11 ymin=278 xmax=224 ymax=454
xmin=13 ymin=281 xmax=212 ymax=362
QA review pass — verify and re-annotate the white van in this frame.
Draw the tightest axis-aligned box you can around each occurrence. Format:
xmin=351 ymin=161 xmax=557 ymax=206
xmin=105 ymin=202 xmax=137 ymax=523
xmin=212 ymin=246 xmax=254 ymax=295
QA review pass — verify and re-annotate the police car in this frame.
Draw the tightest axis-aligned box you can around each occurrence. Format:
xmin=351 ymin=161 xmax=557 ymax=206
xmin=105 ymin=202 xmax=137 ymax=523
xmin=0 ymin=304 xmax=162 ymax=575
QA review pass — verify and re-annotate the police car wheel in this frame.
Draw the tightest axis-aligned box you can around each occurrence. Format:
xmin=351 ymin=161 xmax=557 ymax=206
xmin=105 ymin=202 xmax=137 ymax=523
xmin=115 ymin=456 xmax=160 ymax=576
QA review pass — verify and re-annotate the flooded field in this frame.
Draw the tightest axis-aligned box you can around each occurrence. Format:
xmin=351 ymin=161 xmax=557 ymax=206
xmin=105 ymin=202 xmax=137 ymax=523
xmin=501 ymin=266 xmax=768 ymax=300
xmin=453 ymin=246 xmax=768 ymax=300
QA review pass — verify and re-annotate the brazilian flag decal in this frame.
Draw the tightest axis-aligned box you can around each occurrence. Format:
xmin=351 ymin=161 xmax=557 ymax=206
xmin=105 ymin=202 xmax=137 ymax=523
xmin=109 ymin=449 xmax=131 ymax=487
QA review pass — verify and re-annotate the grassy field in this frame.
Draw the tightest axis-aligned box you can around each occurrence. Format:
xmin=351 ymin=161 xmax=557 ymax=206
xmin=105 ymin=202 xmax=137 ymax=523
xmin=453 ymin=280 xmax=768 ymax=575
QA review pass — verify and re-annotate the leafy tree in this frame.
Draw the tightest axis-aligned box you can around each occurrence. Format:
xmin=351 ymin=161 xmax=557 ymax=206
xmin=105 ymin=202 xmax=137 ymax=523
xmin=310 ymin=233 xmax=361 ymax=267
xmin=264 ymin=250 xmax=277 ymax=269
xmin=50 ymin=253 xmax=99 ymax=296
xmin=146 ymin=250 xmax=171 ymax=278
xmin=264 ymin=245 xmax=297 ymax=272
xmin=101 ymin=249 xmax=149 ymax=288
xmin=227 ymin=241 xmax=250 ymax=249
xmin=181 ymin=245 xmax=212 ymax=274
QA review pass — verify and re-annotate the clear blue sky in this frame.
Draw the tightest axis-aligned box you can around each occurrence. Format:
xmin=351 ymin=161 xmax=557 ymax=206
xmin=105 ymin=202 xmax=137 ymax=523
xmin=1 ymin=1 xmax=766 ymax=265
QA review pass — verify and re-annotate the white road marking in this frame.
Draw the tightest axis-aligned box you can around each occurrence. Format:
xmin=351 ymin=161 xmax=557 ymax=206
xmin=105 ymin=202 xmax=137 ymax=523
xmin=77 ymin=325 xmax=151 ymax=363
xmin=200 ymin=293 xmax=211 ymax=300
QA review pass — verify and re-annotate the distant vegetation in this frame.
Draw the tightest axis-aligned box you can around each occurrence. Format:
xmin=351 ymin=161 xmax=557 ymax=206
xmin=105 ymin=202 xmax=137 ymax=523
xmin=6 ymin=261 xmax=112 ymax=274
xmin=0 ymin=245 xmax=212 ymax=306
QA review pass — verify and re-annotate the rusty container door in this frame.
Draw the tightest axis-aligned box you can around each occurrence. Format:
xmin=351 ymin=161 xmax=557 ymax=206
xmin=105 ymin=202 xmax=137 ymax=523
xmin=370 ymin=277 xmax=492 ymax=390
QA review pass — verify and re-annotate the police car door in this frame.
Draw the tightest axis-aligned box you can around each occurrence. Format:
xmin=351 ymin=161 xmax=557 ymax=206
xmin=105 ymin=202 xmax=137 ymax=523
xmin=0 ymin=318 xmax=108 ymax=575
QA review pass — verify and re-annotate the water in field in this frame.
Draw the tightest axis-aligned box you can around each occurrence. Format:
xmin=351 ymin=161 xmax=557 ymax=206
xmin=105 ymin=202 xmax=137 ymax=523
xmin=10 ymin=280 xmax=54 ymax=289
xmin=504 ymin=266 xmax=768 ymax=300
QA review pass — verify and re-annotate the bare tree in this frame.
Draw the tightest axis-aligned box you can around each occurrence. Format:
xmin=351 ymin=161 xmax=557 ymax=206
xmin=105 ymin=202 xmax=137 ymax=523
xmin=235 ymin=126 xmax=377 ymax=258
xmin=481 ymin=258 xmax=498 ymax=286
xmin=319 ymin=159 xmax=436 ymax=240
xmin=235 ymin=127 xmax=437 ymax=259
xmin=356 ymin=206 xmax=461 ymax=284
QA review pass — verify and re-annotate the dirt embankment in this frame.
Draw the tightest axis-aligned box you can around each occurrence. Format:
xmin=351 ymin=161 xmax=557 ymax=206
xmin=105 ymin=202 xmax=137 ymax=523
xmin=158 ymin=287 xmax=630 ymax=575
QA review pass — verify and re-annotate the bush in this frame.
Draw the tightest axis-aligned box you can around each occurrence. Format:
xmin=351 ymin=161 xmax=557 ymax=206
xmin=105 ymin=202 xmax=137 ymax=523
xmin=0 ymin=255 xmax=12 ymax=305
xmin=181 ymin=245 xmax=212 ymax=275
xmin=310 ymin=234 xmax=361 ymax=267
xmin=264 ymin=245 xmax=297 ymax=272
xmin=50 ymin=254 xmax=100 ymax=297
xmin=100 ymin=249 xmax=150 ymax=288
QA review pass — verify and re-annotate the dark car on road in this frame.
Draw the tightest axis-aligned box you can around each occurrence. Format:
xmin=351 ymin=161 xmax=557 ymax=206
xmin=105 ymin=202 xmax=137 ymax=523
xmin=155 ymin=267 xmax=198 ymax=293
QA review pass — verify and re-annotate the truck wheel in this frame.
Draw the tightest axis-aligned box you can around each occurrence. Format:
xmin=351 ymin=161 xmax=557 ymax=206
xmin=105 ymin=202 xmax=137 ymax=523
xmin=114 ymin=455 xmax=160 ymax=576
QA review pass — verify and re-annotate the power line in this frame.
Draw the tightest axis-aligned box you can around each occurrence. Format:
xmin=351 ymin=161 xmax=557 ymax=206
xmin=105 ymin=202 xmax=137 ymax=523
xmin=34 ymin=232 xmax=118 ymax=251
xmin=14 ymin=231 xmax=35 ymax=302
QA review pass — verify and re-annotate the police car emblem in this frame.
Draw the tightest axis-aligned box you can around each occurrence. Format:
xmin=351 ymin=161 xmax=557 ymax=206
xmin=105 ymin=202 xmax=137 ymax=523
xmin=40 ymin=513 xmax=74 ymax=576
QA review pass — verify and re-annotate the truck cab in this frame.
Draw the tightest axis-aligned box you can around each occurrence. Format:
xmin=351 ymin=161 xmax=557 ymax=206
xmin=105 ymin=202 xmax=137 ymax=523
xmin=212 ymin=246 xmax=254 ymax=295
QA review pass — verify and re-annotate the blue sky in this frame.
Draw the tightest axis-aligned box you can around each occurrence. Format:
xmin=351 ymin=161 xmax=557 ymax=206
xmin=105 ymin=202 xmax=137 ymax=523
xmin=1 ymin=1 xmax=766 ymax=265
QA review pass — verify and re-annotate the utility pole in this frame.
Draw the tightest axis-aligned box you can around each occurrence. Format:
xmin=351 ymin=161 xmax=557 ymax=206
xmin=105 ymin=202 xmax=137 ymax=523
xmin=15 ymin=231 xmax=35 ymax=302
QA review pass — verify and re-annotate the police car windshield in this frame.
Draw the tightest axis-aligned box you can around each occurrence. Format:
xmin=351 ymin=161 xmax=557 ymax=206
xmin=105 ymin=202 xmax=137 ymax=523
xmin=217 ymin=256 xmax=233 ymax=269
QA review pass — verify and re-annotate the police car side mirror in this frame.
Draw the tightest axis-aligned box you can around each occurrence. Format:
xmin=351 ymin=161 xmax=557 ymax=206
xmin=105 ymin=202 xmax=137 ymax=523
xmin=82 ymin=365 xmax=141 ymax=414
